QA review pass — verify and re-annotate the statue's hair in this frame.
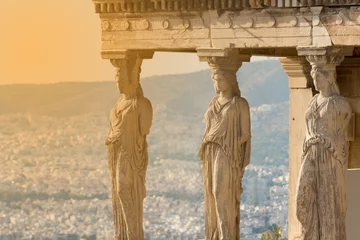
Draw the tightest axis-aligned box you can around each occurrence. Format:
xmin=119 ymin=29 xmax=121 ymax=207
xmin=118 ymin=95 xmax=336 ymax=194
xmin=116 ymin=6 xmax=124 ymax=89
xmin=115 ymin=64 xmax=144 ymax=97
xmin=132 ymin=65 xmax=144 ymax=97
xmin=212 ymin=69 xmax=241 ymax=97
xmin=311 ymin=66 xmax=340 ymax=95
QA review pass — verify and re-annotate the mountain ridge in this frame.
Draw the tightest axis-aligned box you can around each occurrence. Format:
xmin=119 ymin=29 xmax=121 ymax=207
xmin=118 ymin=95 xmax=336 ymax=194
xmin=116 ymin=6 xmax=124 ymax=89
xmin=0 ymin=60 xmax=288 ymax=117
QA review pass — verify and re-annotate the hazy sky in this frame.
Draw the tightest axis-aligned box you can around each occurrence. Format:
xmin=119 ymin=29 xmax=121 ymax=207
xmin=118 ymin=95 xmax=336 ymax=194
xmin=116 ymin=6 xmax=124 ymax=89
xmin=0 ymin=1 xmax=271 ymax=85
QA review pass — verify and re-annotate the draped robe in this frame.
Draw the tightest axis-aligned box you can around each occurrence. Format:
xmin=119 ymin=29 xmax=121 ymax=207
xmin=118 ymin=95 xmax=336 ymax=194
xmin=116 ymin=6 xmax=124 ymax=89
xmin=106 ymin=96 xmax=151 ymax=240
xmin=199 ymin=96 xmax=251 ymax=240
xmin=296 ymin=94 xmax=352 ymax=240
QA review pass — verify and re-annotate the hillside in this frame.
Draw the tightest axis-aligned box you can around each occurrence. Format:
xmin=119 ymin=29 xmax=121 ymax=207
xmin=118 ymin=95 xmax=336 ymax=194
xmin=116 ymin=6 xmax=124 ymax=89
xmin=0 ymin=60 xmax=289 ymax=166
xmin=0 ymin=60 xmax=288 ymax=117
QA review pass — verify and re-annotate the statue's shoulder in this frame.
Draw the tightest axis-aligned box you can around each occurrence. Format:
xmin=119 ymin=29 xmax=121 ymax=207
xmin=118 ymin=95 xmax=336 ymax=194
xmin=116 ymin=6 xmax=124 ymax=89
xmin=137 ymin=96 xmax=151 ymax=104
xmin=328 ymin=94 xmax=351 ymax=113
xmin=329 ymin=93 xmax=347 ymax=102
xmin=238 ymin=96 xmax=249 ymax=105
xmin=115 ymin=96 xmax=123 ymax=104
xmin=235 ymin=96 xmax=250 ymax=110
xmin=137 ymin=96 xmax=153 ymax=112
xmin=312 ymin=93 xmax=319 ymax=100
xmin=208 ymin=96 xmax=219 ymax=107
xmin=308 ymin=94 xmax=319 ymax=106
xmin=112 ymin=96 xmax=123 ymax=110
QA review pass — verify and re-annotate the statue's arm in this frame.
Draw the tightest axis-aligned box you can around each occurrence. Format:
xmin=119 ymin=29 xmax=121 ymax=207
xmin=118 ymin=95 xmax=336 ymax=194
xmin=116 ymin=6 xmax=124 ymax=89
xmin=202 ymin=98 xmax=217 ymax=137
xmin=330 ymin=97 xmax=352 ymax=134
xmin=105 ymin=123 xmax=112 ymax=145
xmin=342 ymin=100 xmax=352 ymax=128
xmin=239 ymin=98 xmax=251 ymax=170
xmin=139 ymin=98 xmax=153 ymax=136
xmin=239 ymin=98 xmax=251 ymax=145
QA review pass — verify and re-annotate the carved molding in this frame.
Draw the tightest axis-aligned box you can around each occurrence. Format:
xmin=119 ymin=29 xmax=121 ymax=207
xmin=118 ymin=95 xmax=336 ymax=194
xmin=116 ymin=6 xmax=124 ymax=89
xmin=306 ymin=53 xmax=344 ymax=69
xmin=214 ymin=13 xmax=302 ymax=29
xmin=321 ymin=8 xmax=360 ymax=26
xmin=102 ymin=50 xmax=154 ymax=59
xmin=197 ymin=49 xmax=251 ymax=77
xmin=197 ymin=48 xmax=251 ymax=67
xmin=93 ymin=0 xmax=360 ymax=14
xmin=98 ymin=8 xmax=359 ymax=33
xmin=297 ymin=47 xmax=345 ymax=68
xmin=101 ymin=17 xmax=198 ymax=31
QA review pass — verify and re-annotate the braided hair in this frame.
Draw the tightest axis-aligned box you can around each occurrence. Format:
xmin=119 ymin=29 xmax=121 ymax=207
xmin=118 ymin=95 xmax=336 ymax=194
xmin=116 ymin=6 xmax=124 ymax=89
xmin=212 ymin=69 xmax=241 ymax=97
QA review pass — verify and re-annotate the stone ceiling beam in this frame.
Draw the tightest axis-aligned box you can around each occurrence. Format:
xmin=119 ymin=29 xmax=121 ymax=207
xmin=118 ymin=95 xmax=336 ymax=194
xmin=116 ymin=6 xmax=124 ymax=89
xmin=93 ymin=6 xmax=360 ymax=57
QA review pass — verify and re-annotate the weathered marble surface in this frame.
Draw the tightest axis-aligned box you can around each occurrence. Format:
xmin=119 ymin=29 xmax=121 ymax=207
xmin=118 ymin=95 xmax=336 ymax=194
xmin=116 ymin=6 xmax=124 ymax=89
xmin=93 ymin=5 xmax=360 ymax=55
xmin=198 ymin=52 xmax=251 ymax=240
xmin=296 ymin=48 xmax=352 ymax=240
xmin=106 ymin=56 xmax=153 ymax=240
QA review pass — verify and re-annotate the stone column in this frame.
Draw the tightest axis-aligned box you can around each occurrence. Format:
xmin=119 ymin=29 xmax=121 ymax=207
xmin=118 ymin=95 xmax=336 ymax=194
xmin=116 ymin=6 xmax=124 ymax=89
xmin=197 ymin=48 xmax=251 ymax=240
xmin=106 ymin=50 xmax=154 ymax=240
xmin=279 ymin=56 xmax=313 ymax=240
xmin=294 ymin=47 xmax=351 ymax=240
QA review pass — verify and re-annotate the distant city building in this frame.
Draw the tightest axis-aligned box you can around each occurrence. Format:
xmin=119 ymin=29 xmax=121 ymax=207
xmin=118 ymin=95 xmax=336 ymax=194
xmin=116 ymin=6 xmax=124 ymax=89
xmin=54 ymin=234 xmax=80 ymax=240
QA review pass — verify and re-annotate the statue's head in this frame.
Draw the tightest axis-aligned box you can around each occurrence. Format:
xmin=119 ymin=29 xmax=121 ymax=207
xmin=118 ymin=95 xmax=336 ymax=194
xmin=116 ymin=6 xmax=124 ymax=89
xmin=114 ymin=58 xmax=144 ymax=97
xmin=211 ymin=69 xmax=241 ymax=97
xmin=311 ymin=65 xmax=339 ymax=95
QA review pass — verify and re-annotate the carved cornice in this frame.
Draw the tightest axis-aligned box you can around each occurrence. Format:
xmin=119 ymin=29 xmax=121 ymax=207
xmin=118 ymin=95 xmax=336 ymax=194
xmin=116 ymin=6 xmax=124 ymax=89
xmin=101 ymin=17 xmax=195 ymax=31
xmin=92 ymin=0 xmax=360 ymax=14
xmin=320 ymin=7 xmax=360 ymax=26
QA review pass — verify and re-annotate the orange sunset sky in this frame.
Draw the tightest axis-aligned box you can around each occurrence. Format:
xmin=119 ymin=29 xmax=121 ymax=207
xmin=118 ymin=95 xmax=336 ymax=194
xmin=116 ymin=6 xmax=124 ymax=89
xmin=0 ymin=1 xmax=211 ymax=85
xmin=0 ymin=1 xmax=271 ymax=85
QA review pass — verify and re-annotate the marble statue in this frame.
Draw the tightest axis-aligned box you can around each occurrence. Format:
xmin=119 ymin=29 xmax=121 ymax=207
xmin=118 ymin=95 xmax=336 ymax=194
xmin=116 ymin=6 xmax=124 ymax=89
xmin=296 ymin=56 xmax=352 ymax=240
xmin=199 ymin=66 xmax=251 ymax=240
xmin=105 ymin=58 xmax=153 ymax=240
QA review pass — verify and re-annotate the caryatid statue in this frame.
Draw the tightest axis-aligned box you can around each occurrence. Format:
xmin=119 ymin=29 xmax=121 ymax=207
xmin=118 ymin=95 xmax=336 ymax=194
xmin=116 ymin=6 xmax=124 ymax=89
xmin=296 ymin=48 xmax=352 ymax=240
xmin=105 ymin=56 xmax=153 ymax=240
xmin=198 ymin=53 xmax=251 ymax=240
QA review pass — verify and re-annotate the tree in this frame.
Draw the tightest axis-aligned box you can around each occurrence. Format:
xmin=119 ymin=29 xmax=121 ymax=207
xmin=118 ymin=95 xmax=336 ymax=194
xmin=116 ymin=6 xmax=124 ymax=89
xmin=261 ymin=224 xmax=288 ymax=240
